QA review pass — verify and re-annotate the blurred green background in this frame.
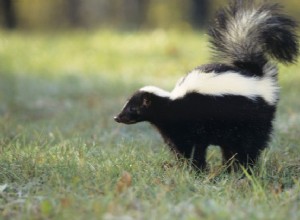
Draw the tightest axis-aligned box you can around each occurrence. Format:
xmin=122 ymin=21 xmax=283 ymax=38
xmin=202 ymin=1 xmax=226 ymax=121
xmin=1 ymin=0 xmax=299 ymax=31
xmin=1 ymin=1 xmax=300 ymax=219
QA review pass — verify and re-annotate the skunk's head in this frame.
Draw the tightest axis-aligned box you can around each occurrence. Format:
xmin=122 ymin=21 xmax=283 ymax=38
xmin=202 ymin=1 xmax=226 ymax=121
xmin=114 ymin=86 xmax=170 ymax=124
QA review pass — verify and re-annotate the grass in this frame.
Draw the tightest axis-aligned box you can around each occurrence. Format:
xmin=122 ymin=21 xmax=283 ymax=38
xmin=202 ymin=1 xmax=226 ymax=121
xmin=0 ymin=30 xmax=300 ymax=220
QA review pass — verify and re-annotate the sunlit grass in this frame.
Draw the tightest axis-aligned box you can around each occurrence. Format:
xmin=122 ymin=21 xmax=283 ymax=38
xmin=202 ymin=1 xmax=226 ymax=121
xmin=0 ymin=30 xmax=300 ymax=219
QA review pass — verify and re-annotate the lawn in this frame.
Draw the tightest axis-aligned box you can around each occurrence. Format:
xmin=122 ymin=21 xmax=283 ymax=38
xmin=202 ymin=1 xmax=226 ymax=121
xmin=0 ymin=30 xmax=300 ymax=220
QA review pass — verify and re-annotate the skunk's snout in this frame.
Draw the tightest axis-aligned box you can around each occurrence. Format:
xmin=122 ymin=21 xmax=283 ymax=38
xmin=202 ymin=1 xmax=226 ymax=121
xmin=114 ymin=113 xmax=130 ymax=124
xmin=114 ymin=115 xmax=121 ymax=123
xmin=114 ymin=112 xmax=138 ymax=124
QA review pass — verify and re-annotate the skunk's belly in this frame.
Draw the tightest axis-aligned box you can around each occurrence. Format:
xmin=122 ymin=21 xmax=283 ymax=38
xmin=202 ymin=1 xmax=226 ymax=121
xmin=157 ymin=118 xmax=273 ymax=146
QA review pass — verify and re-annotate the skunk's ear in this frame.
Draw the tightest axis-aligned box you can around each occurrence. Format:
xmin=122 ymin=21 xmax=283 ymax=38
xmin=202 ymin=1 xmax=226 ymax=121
xmin=142 ymin=96 xmax=151 ymax=108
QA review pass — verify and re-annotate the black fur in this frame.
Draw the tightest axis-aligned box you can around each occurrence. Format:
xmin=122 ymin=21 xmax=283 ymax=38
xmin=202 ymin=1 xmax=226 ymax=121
xmin=115 ymin=0 xmax=299 ymax=171
xmin=195 ymin=63 xmax=260 ymax=76
xmin=154 ymin=94 xmax=275 ymax=170
xmin=115 ymin=91 xmax=275 ymax=170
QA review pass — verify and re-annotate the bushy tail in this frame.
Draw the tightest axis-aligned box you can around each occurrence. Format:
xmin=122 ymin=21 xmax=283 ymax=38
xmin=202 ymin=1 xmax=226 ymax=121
xmin=208 ymin=0 xmax=299 ymax=74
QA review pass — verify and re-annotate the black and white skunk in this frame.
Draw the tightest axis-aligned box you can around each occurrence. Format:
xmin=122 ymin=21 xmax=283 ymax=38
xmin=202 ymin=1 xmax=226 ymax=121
xmin=114 ymin=0 xmax=299 ymax=171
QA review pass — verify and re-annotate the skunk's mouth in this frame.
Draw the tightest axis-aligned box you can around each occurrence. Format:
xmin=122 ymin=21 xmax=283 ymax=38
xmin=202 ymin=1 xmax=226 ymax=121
xmin=114 ymin=115 xmax=137 ymax=124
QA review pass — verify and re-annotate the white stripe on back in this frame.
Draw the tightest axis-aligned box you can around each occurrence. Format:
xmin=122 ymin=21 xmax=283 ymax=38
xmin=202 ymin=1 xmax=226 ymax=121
xmin=170 ymin=70 xmax=279 ymax=105
xmin=139 ymin=68 xmax=279 ymax=105
xmin=140 ymin=86 xmax=171 ymax=97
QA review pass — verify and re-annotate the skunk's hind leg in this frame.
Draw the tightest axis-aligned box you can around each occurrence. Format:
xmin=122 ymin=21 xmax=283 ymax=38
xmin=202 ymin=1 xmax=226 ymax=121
xmin=221 ymin=145 xmax=262 ymax=172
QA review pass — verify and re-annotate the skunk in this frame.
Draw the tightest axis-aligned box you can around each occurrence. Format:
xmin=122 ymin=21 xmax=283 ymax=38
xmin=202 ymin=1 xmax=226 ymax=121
xmin=114 ymin=0 xmax=299 ymax=171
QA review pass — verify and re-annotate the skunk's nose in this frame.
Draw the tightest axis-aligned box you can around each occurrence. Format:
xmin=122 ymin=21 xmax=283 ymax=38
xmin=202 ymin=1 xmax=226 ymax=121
xmin=114 ymin=116 xmax=121 ymax=123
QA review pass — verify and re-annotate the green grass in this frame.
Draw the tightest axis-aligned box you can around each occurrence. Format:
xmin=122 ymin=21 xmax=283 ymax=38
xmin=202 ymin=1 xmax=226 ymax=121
xmin=0 ymin=30 xmax=300 ymax=220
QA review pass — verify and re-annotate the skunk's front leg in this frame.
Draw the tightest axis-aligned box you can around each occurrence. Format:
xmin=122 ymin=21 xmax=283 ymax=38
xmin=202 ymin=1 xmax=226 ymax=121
xmin=177 ymin=144 xmax=208 ymax=171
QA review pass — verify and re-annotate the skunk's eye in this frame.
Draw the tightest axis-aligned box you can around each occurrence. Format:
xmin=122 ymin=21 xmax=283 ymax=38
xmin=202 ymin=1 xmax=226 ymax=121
xmin=142 ymin=98 xmax=151 ymax=108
